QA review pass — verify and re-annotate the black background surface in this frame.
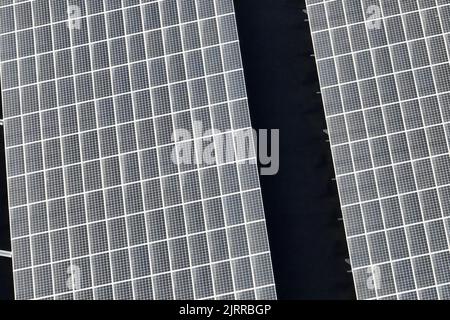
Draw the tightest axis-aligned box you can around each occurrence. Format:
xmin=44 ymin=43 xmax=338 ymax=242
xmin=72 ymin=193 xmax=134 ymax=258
xmin=234 ymin=0 xmax=354 ymax=299
xmin=0 ymin=0 xmax=354 ymax=300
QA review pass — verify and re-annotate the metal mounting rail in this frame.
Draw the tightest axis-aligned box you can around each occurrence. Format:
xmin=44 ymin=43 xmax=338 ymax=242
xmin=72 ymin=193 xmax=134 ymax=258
xmin=0 ymin=250 xmax=12 ymax=258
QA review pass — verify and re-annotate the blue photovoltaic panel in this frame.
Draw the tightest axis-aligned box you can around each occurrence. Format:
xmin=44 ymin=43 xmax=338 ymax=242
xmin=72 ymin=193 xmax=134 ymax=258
xmin=307 ymin=0 xmax=450 ymax=300
xmin=0 ymin=0 xmax=276 ymax=300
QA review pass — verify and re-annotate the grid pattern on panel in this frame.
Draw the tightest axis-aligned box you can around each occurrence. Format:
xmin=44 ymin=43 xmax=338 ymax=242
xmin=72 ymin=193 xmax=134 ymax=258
xmin=307 ymin=0 xmax=450 ymax=300
xmin=0 ymin=0 xmax=276 ymax=300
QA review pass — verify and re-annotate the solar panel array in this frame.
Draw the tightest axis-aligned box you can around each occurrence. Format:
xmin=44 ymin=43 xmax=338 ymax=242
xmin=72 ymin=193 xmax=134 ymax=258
xmin=307 ymin=0 xmax=450 ymax=300
xmin=0 ymin=0 xmax=276 ymax=300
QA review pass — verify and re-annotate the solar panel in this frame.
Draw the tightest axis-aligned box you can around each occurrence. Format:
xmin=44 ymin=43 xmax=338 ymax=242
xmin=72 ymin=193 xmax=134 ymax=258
xmin=0 ymin=0 xmax=276 ymax=300
xmin=307 ymin=0 xmax=450 ymax=299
